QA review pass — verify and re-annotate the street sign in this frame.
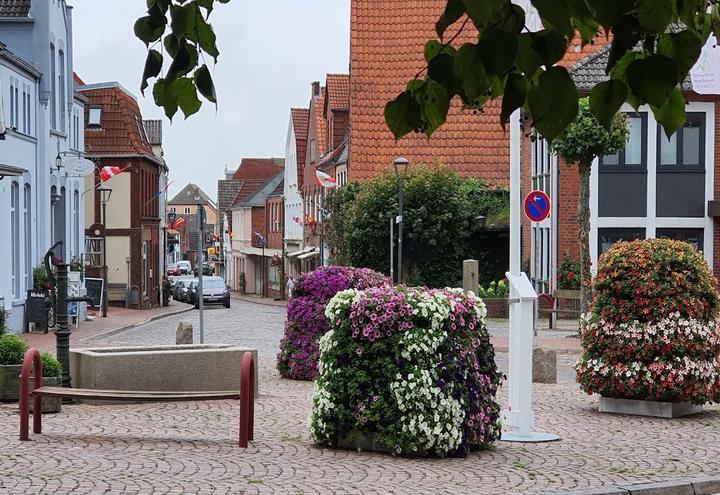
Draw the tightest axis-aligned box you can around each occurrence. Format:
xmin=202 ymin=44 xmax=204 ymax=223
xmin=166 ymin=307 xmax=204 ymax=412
xmin=524 ymin=190 xmax=551 ymax=222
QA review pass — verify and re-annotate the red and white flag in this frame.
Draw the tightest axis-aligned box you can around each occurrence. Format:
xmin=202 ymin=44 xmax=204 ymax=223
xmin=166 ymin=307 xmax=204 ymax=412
xmin=315 ymin=169 xmax=337 ymax=189
xmin=99 ymin=166 xmax=124 ymax=182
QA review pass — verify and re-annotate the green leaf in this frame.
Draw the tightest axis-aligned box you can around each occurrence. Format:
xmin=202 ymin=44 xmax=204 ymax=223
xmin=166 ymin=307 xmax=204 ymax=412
xmin=153 ymin=78 xmax=178 ymax=120
xmin=417 ymin=79 xmax=451 ymax=137
xmin=436 ymin=0 xmax=465 ymax=39
xmin=589 ymin=80 xmax=628 ymax=128
xmin=496 ymin=2 xmax=525 ymax=35
xmin=428 ymin=53 xmax=461 ymax=96
xmin=134 ymin=15 xmax=165 ymax=45
xmin=195 ymin=15 xmax=219 ymax=61
xmin=140 ymin=49 xmax=163 ymax=95
xmin=194 ymin=65 xmax=217 ymax=103
xmin=586 ymin=0 xmax=634 ymax=27
xmin=384 ymin=91 xmax=422 ymax=139
xmin=516 ymin=34 xmax=544 ymax=77
xmin=531 ymin=29 xmax=568 ymax=67
xmin=657 ymin=30 xmax=704 ymax=80
xmin=478 ymin=28 xmax=518 ymax=76
xmin=461 ymin=0 xmax=504 ymax=30
xmin=531 ymin=0 xmax=572 ymax=34
xmin=651 ymin=87 xmax=686 ymax=139
xmin=453 ymin=43 xmax=490 ymax=103
xmin=424 ymin=40 xmax=455 ymax=62
xmin=170 ymin=3 xmax=197 ymax=39
xmin=164 ymin=34 xmax=180 ymax=57
xmin=626 ymin=55 xmax=679 ymax=107
xmin=500 ymin=73 xmax=528 ymax=127
xmin=636 ymin=0 xmax=676 ymax=33
xmin=608 ymin=15 xmax=642 ymax=72
xmin=167 ymin=40 xmax=198 ymax=78
xmin=528 ymin=66 xmax=579 ymax=139
xmin=171 ymin=77 xmax=202 ymax=118
xmin=196 ymin=0 xmax=214 ymax=15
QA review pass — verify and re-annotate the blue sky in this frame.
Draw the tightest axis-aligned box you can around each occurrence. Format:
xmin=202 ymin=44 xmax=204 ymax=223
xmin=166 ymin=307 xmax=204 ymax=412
xmin=72 ymin=0 xmax=350 ymax=201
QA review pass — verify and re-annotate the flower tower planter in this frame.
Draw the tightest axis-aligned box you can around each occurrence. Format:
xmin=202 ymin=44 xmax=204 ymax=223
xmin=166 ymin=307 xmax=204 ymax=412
xmin=576 ymin=239 xmax=720 ymax=418
xmin=310 ymin=287 xmax=503 ymax=457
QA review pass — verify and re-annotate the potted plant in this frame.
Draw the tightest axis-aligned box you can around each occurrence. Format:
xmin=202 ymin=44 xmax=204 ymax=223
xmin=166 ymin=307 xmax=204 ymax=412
xmin=68 ymin=257 xmax=83 ymax=283
xmin=476 ymin=279 xmax=509 ymax=318
xmin=33 ymin=265 xmax=51 ymax=291
xmin=30 ymin=352 xmax=62 ymax=413
xmin=238 ymin=272 xmax=247 ymax=295
xmin=0 ymin=334 xmax=29 ymax=402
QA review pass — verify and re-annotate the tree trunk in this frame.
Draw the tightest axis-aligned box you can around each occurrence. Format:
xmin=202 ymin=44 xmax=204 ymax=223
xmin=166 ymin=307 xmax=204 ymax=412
xmin=577 ymin=160 xmax=592 ymax=314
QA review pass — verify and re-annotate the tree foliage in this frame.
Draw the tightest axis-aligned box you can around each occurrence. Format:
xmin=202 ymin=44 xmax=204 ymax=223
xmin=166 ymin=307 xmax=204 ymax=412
xmin=333 ymin=165 xmax=508 ymax=288
xmin=134 ymin=0 xmax=229 ymax=120
xmin=384 ymin=0 xmax=719 ymax=141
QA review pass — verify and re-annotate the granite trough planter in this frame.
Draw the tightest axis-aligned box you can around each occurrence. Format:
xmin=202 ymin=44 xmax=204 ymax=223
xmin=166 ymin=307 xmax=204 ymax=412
xmin=599 ymin=396 xmax=703 ymax=418
xmin=29 ymin=376 xmax=62 ymax=414
xmin=0 ymin=364 xmax=22 ymax=402
xmin=70 ymin=344 xmax=258 ymax=405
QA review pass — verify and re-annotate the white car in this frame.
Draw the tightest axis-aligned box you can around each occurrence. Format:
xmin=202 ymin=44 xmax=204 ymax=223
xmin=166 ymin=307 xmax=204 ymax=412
xmin=177 ymin=260 xmax=192 ymax=274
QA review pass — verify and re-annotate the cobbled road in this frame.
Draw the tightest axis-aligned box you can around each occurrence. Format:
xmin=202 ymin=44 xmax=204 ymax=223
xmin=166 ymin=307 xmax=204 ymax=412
xmin=1 ymin=299 xmax=719 ymax=494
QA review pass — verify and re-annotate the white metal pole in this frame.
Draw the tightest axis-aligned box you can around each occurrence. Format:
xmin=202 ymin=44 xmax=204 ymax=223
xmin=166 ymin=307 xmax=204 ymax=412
xmin=509 ymin=110 xmax=521 ymax=277
xmin=390 ymin=217 xmax=394 ymax=284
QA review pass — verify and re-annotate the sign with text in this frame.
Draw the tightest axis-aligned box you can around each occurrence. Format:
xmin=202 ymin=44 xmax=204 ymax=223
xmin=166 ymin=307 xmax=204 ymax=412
xmin=23 ymin=290 xmax=49 ymax=332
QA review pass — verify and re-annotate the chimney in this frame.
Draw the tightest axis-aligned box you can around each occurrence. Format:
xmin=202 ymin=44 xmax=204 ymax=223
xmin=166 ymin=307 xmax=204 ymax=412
xmin=311 ymin=81 xmax=320 ymax=98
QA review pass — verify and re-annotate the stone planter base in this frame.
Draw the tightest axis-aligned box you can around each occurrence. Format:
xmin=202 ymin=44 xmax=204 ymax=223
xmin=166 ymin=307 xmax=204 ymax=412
xmin=599 ymin=396 xmax=703 ymax=418
xmin=0 ymin=364 xmax=22 ymax=402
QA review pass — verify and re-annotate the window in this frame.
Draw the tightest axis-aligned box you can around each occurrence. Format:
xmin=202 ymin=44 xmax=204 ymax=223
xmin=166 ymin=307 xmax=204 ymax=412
xmin=50 ymin=44 xmax=56 ymax=129
xmin=598 ymin=228 xmax=646 ymax=256
xmin=88 ymin=106 xmax=102 ymax=127
xmin=600 ymin=113 xmax=647 ymax=169
xmin=658 ymin=113 xmax=705 ymax=169
xmin=58 ymin=50 xmax=65 ymax=131
xmin=657 ymin=228 xmax=704 ymax=251
xmin=21 ymin=84 xmax=27 ymax=133
xmin=24 ymin=184 xmax=31 ymax=291
xmin=24 ymin=85 xmax=31 ymax=134
xmin=310 ymin=139 xmax=316 ymax=162
xmin=169 ymin=207 xmax=176 ymax=213
xmin=9 ymin=78 xmax=15 ymax=128
xmin=73 ymin=190 xmax=79 ymax=257
xmin=11 ymin=182 xmax=19 ymax=297
xmin=84 ymin=238 xmax=103 ymax=267
xmin=184 ymin=207 xmax=191 ymax=214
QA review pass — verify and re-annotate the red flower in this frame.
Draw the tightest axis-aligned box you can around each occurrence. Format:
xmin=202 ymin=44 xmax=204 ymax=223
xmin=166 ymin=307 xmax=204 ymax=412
xmin=566 ymin=272 xmax=574 ymax=281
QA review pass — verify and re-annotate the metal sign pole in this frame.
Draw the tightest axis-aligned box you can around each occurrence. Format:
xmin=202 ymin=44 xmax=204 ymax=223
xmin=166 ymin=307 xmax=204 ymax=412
xmin=197 ymin=206 xmax=204 ymax=344
xmin=389 ymin=217 xmax=394 ymax=284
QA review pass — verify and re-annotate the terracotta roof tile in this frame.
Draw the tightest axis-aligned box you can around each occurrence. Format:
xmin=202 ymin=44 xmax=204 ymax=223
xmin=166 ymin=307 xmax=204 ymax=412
xmin=79 ymin=83 xmax=155 ymax=159
xmin=349 ymin=0 xmax=608 ymax=186
xmin=73 ymin=72 xmax=85 ymax=86
xmin=0 ymin=0 xmax=29 ymax=17
xmin=291 ymin=108 xmax=309 ymax=188
xmin=325 ymin=74 xmax=350 ymax=113
xmin=232 ymin=158 xmax=284 ymax=181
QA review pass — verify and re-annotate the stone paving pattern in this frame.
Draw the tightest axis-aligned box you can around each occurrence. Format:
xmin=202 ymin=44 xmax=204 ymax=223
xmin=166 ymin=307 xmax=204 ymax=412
xmin=1 ymin=300 xmax=719 ymax=494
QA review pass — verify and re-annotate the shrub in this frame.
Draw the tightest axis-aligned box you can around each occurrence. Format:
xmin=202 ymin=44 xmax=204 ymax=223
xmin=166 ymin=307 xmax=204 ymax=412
xmin=557 ymin=259 xmax=581 ymax=290
xmin=277 ymin=266 xmax=390 ymax=380
xmin=40 ymin=352 xmax=62 ymax=378
xmin=0 ymin=308 xmax=7 ymax=336
xmin=576 ymin=239 xmax=720 ymax=404
xmin=0 ymin=335 xmax=29 ymax=366
xmin=477 ymin=280 xmax=508 ymax=298
xmin=310 ymin=286 xmax=502 ymax=457
xmin=33 ymin=265 xmax=51 ymax=291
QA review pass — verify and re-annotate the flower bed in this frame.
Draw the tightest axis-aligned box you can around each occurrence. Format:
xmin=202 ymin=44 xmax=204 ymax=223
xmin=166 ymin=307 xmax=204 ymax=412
xmin=576 ymin=239 xmax=720 ymax=404
xmin=309 ymin=287 xmax=502 ymax=457
xmin=276 ymin=266 xmax=389 ymax=380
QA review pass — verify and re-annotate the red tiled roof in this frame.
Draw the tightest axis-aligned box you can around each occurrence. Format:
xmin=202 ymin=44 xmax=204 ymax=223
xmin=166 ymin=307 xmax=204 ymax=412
xmin=73 ymin=72 xmax=85 ymax=86
xmin=229 ymin=179 xmax=270 ymax=209
xmin=325 ymin=73 xmax=350 ymax=113
xmin=232 ymin=158 xmax=284 ymax=181
xmin=79 ymin=83 xmax=155 ymax=159
xmin=349 ymin=0 xmax=608 ymax=185
xmin=291 ymin=108 xmax=309 ymax=188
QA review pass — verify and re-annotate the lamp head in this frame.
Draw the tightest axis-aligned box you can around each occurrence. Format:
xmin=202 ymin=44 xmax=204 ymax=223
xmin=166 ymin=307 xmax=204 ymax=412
xmin=393 ymin=156 xmax=409 ymax=178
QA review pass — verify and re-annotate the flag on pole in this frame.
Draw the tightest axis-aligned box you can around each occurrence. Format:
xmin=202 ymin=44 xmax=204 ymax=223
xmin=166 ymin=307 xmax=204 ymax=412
xmin=171 ymin=216 xmax=186 ymax=229
xmin=99 ymin=166 xmax=124 ymax=182
xmin=253 ymin=231 xmax=267 ymax=247
xmin=315 ymin=169 xmax=337 ymax=189
xmin=292 ymin=215 xmax=303 ymax=226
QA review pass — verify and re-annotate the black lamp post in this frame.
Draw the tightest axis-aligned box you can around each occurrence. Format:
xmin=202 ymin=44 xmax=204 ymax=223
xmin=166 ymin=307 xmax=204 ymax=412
xmin=393 ymin=156 xmax=409 ymax=284
xmin=98 ymin=186 xmax=112 ymax=317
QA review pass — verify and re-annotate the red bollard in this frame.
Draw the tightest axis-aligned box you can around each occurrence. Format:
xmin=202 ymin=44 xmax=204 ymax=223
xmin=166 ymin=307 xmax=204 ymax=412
xmin=19 ymin=348 xmax=43 ymax=441
xmin=239 ymin=351 xmax=255 ymax=447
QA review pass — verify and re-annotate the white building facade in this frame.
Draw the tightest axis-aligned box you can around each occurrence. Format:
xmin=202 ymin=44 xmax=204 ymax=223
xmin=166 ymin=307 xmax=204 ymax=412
xmin=0 ymin=0 xmax=85 ymax=333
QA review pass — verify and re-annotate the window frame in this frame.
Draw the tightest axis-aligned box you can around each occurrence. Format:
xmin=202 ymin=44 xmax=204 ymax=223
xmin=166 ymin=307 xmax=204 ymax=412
xmin=656 ymin=228 xmax=704 ymax=252
xmin=597 ymin=227 xmax=646 ymax=256
xmin=50 ymin=43 xmax=57 ymax=130
xmin=87 ymin=105 xmax=102 ymax=128
xmin=656 ymin=112 xmax=706 ymax=172
xmin=599 ymin=112 xmax=648 ymax=172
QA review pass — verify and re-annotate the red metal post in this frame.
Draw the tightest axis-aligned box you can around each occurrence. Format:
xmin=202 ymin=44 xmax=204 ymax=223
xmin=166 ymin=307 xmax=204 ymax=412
xmin=19 ymin=348 xmax=43 ymax=441
xmin=239 ymin=351 xmax=255 ymax=447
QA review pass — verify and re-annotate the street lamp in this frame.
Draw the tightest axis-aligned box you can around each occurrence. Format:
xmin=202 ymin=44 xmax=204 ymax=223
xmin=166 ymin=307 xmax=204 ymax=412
xmin=50 ymin=153 xmax=63 ymax=175
xmin=393 ymin=156 xmax=409 ymax=284
xmin=98 ymin=186 xmax=112 ymax=318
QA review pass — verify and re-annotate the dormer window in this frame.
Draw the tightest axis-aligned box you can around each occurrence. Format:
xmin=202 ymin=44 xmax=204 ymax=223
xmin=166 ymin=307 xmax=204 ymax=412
xmin=88 ymin=106 xmax=102 ymax=128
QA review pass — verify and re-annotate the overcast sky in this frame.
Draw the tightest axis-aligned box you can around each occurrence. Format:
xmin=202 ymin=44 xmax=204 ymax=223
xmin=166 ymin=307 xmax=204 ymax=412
xmin=72 ymin=0 xmax=350 ymax=201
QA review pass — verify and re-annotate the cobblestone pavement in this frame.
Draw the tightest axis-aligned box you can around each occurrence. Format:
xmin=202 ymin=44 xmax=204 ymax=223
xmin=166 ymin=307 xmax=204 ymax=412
xmin=2 ymin=300 xmax=719 ymax=494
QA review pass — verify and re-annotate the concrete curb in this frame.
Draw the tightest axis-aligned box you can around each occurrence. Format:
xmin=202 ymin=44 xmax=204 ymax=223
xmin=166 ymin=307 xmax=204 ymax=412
xmin=230 ymin=293 xmax=287 ymax=308
xmin=78 ymin=306 xmax=194 ymax=344
xmin=547 ymin=474 xmax=720 ymax=495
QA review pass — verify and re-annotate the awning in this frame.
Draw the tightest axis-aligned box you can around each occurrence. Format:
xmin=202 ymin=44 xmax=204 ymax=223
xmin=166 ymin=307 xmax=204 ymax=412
xmin=298 ymin=248 xmax=320 ymax=260
xmin=0 ymin=164 xmax=26 ymax=178
xmin=287 ymin=246 xmax=315 ymax=258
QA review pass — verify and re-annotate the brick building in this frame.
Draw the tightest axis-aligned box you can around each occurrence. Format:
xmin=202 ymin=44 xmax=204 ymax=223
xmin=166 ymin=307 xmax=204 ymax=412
xmin=80 ymin=82 xmax=164 ymax=309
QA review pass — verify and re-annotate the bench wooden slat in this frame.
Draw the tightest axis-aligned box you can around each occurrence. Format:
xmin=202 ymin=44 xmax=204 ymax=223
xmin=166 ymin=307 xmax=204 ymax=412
xmin=31 ymin=386 xmax=240 ymax=401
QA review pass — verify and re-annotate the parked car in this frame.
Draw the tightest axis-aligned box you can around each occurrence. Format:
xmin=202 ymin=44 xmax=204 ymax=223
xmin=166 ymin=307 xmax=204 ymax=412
xmin=185 ymin=280 xmax=201 ymax=306
xmin=190 ymin=276 xmax=230 ymax=309
xmin=193 ymin=262 xmax=213 ymax=276
xmin=174 ymin=278 xmax=197 ymax=303
xmin=167 ymin=264 xmax=180 ymax=276
xmin=177 ymin=260 xmax=192 ymax=275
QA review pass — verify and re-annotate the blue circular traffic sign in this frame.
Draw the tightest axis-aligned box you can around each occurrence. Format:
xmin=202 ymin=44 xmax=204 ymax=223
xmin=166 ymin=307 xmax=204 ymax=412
xmin=524 ymin=190 xmax=551 ymax=222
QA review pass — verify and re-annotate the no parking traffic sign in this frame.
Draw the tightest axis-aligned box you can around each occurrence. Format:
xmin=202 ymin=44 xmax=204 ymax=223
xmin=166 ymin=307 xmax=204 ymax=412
xmin=524 ymin=190 xmax=550 ymax=222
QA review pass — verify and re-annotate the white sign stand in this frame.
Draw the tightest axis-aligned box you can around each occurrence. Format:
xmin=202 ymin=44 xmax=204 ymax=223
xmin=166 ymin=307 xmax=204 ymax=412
xmin=501 ymin=110 xmax=560 ymax=443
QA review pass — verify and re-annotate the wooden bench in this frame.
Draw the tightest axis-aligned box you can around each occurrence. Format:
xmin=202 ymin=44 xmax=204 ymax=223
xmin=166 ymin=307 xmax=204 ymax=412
xmin=19 ymin=348 xmax=255 ymax=447
xmin=538 ymin=289 xmax=581 ymax=329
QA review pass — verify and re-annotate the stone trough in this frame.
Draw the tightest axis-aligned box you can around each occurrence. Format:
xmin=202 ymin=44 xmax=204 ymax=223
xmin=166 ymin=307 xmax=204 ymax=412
xmin=70 ymin=344 xmax=258 ymax=404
